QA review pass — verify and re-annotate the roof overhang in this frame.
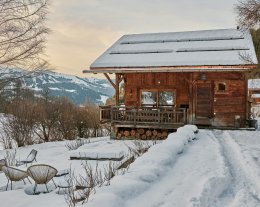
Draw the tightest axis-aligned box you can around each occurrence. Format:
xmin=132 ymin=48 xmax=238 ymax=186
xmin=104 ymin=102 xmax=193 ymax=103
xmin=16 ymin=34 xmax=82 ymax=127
xmin=83 ymin=65 xmax=257 ymax=74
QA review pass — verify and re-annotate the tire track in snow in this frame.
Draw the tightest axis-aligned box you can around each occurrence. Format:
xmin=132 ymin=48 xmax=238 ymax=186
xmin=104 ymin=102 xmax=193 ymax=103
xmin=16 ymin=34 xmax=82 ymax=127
xmin=211 ymin=130 xmax=260 ymax=207
xmin=125 ymin=130 xmax=224 ymax=207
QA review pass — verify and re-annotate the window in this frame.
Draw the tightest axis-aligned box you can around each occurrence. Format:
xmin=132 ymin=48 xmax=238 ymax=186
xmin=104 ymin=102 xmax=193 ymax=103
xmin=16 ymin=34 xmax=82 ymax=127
xmin=215 ymin=82 xmax=228 ymax=93
xmin=159 ymin=91 xmax=175 ymax=106
xmin=141 ymin=91 xmax=157 ymax=106
xmin=141 ymin=90 xmax=176 ymax=107
xmin=218 ymin=83 xmax=226 ymax=91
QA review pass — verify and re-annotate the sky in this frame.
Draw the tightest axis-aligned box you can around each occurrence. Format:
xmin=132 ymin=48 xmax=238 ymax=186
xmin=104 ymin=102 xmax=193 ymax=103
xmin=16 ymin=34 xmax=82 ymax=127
xmin=46 ymin=0 xmax=239 ymax=78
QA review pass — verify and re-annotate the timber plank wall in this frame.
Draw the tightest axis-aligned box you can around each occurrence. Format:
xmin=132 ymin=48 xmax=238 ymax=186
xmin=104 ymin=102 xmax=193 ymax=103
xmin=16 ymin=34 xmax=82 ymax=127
xmin=123 ymin=72 xmax=247 ymax=128
xmin=124 ymin=73 xmax=190 ymax=107
xmin=192 ymin=72 xmax=246 ymax=127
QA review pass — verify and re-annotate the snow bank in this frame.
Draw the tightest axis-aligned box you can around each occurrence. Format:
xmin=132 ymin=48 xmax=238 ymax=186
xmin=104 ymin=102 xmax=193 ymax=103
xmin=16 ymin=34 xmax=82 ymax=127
xmin=86 ymin=125 xmax=198 ymax=207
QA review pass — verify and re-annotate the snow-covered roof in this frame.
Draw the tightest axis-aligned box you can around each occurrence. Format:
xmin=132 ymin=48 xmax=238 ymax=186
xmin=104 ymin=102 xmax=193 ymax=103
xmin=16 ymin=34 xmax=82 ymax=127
xmin=90 ymin=29 xmax=257 ymax=70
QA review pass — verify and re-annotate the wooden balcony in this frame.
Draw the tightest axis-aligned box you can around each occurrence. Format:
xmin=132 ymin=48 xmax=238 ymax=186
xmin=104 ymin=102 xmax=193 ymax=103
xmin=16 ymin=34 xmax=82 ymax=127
xmin=100 ymin=106 xmax=187 ymax=129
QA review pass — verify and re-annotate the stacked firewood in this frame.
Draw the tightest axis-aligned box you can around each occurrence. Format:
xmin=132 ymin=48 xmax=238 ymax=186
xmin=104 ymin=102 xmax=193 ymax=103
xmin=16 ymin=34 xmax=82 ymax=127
xmin=117 ymin=128 xmax=169 ymax=140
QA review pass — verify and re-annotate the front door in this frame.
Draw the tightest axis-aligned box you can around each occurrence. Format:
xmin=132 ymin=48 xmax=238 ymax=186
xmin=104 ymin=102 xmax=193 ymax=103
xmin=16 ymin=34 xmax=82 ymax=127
xmin=194 ymin=81 xmax=213 ymax=125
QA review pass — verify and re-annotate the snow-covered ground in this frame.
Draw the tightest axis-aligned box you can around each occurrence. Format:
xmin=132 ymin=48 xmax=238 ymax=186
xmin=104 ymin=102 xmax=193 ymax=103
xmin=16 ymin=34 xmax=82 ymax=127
xmin=0 ymin=137 xmax=141 ymax=207
xmin=1 ymin=126 xmax=260 ymax=207
xmin=87 ymin=126 xmax=260 ymax=207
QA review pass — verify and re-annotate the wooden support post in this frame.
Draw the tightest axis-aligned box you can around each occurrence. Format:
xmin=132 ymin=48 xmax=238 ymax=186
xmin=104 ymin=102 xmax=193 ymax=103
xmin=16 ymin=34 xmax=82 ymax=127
xmin=190 ymin=73 xmax=195 ymax=124
xmin=245 ymin=72 xmax=250 ymax=121
xmin=116 ymin=74 xmax=119 ymax=106
xmin=104 ymin=73 xmax=116 ymax=89
xmin=115 ymin=74 xmax=124 ymax=106
xmin=118 ymin=74 xmax=124 ymax=83
xmin=244 ymin=73 xmax=251 ymax=119
xmin=101 ymin=73 xmax=123 ymax=106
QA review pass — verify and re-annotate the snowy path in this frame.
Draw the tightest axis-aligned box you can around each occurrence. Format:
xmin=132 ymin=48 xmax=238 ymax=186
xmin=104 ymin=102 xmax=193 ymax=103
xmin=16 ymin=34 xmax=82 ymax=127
xmin=212 ymin=130 xmax=260 ymax=207
xmin=120 ymin=130 xmax=260 ymax=207
xmin=125 ymin=130 xmax=224 ymax=207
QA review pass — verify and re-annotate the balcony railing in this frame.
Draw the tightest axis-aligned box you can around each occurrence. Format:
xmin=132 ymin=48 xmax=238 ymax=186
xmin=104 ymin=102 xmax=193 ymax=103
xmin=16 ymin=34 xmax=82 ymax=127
xmin=100 ymin=106 xmax=187 ymax=128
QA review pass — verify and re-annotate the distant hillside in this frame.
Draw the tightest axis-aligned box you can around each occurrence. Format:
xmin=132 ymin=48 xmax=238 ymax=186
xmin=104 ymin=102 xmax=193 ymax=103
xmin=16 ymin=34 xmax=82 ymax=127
xmin=2 ymin=69 xmax=114 ymax=105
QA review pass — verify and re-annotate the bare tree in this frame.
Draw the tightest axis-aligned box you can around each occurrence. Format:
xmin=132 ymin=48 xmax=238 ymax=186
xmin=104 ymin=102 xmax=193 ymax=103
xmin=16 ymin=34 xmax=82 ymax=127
xmin=0 ymin=0 xmax=50 ymax=91
xmin=84 ymin=104 xmax=106 ymax=137
xmin=235 ymin=0 xmax=260 ymax=76
xmin=5 ymin=99 xmax=38 ymax=147
xmin=56 ymin=97 xmax=78 ymax=140
xmin=0 ymin=0 xmax=50 ymax=69
xmin=235 ymin=0 xmax=260 ymax=29
xmin=74 ymin=107 xmax=91 ymax=138
xmin=0 ymin=116 xmax=14 ymax=149
xmin=33 ymin=89 xmax=62 ymax=142
xmin=34 ymin=99 xmax=61 ymax=142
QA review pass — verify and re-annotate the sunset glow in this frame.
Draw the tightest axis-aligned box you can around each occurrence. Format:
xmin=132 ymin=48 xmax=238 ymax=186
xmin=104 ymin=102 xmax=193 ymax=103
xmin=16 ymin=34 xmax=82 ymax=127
xmin=46 ymin=0 xmax=238 ymax=78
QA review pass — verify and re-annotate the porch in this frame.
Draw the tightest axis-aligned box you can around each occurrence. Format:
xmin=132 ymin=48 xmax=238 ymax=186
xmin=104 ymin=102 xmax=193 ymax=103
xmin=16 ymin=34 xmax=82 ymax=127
xmin=100 ymin=106 xmax=187 ymax=129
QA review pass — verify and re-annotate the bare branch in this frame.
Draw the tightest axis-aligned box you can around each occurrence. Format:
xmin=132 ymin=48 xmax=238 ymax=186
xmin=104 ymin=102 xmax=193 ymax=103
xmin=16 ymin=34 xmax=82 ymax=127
xmin=235 ymin=0 xmax=260 ymax=29
xmin=0 ymin=0 xmax=50 ymax=70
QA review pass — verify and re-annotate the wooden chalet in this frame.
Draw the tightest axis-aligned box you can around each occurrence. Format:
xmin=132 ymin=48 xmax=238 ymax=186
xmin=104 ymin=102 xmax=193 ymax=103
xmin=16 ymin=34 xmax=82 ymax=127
xmin=83 ymin=28 xmax=258 ymax=139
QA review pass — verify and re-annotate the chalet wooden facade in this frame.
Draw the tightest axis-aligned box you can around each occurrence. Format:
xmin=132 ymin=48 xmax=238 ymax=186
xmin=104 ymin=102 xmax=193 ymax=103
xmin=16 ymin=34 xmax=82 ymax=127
xmin=84 ymin=28 xmax=258 ymax=138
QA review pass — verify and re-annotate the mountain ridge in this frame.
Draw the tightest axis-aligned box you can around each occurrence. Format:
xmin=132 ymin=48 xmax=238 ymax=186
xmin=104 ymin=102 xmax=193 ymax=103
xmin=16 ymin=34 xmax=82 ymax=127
xmin=2 ymin=69 xmax=114 ymax=105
